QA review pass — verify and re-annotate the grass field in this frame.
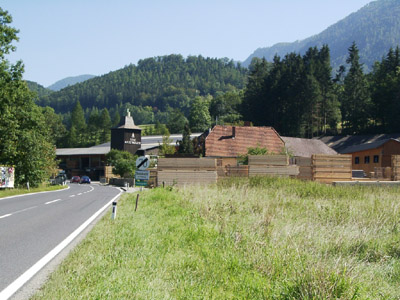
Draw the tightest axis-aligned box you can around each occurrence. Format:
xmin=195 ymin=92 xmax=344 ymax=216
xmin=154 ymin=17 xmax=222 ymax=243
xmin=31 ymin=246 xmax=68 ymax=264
xmin=32 ymin=177 xmax=400 ymax=299
xmin=0 ymin=184 xmax=66 ymax=198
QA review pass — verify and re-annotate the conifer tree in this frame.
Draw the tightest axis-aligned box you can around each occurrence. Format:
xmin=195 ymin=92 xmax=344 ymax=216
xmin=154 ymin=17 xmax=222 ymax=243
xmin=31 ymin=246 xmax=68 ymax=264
xmin=341 ymin=42 xmax=371 ymax=134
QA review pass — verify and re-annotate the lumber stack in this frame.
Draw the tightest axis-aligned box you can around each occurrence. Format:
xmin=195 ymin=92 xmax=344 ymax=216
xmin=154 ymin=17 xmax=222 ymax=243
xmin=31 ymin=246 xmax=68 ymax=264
xmin=248 ymin=155 xmax=299 ymax=177
xmin=392 ymin=155 xmax=400 ymax=181
xmin=295 ymin=157 xmax=312 ymax=180
xmin=157 ymin=158 xmax=217 ymax=186
xmin=226 ymin=165 xmax=249 ymax=177
xmin=312 ymin=154 xmax=352 ymax=184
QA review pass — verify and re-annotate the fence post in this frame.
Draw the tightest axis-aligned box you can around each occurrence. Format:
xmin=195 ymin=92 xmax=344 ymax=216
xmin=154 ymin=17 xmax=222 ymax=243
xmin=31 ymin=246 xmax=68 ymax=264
xmin=135 ymin=194 xmax=139 ymax=211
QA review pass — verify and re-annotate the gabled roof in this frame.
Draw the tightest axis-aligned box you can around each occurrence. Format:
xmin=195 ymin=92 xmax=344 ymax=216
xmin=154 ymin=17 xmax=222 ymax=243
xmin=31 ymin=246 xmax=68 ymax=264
xmin=341 ymin=138 xmax=400 ymax=154
xmin=205 ymin=125 xmax=285 ymax=157
xmin=318 ymin=134 xmax=400 ymax=153
xmin=282 ymin=136 xmax=337 ymax=157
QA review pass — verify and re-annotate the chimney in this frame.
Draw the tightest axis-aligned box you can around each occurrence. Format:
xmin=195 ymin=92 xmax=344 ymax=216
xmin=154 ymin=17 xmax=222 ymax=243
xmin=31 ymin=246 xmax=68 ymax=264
xmin=232 ymin=126 xmax=236 ymax=139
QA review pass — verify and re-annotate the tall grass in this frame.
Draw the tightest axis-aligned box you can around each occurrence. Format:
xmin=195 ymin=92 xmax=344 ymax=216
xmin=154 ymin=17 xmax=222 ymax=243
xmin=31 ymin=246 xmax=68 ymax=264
xmin=33 ymin=177 xmax=400 ymax=299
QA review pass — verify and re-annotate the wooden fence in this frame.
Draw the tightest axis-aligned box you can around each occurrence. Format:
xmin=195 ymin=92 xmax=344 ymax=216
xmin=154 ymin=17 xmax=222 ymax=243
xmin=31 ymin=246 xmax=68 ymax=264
xmin=248 ymin=155 xmax=299 ymax=177
xmin=392 ymin=155 xmax=400 ymax=181
xmin=312 ymin=154 xmax=352 ymax=184
xmin=157 ymin=158 xmax=217 ymax=186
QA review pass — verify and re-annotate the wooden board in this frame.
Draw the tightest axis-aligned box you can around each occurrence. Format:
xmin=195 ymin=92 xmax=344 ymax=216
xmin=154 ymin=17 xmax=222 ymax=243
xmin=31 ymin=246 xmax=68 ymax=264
xmin=158 ymin=158 xmax=216 ymax=170
xmin=295 ymin=157 xmax=312 ymax=167
xmin=248 ymin=155 xmax=289 ymax=166
xmin=226 ymin=165 xmax=249 ymax=177
xmin=157 ymin=170 xmax=217 ymax=186
xmin=249 ymin=165 xmax=299 ymax=176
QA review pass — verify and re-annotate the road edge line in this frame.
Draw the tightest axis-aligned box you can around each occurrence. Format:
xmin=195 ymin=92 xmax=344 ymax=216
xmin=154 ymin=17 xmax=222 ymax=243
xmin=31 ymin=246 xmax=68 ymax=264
xmin=0 ymin=188 xmax=123 ymax=300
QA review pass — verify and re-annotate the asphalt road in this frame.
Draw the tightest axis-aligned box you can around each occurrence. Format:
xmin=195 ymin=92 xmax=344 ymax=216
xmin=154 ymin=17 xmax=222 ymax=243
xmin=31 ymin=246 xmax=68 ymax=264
xmin=0 ymin=183 xmax=121 ymax=298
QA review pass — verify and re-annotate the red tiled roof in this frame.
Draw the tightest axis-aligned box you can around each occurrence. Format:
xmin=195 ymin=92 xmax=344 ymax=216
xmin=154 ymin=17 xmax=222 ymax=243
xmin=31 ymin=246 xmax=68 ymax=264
xmin=205 ymin=125 xmax=285 ymax=157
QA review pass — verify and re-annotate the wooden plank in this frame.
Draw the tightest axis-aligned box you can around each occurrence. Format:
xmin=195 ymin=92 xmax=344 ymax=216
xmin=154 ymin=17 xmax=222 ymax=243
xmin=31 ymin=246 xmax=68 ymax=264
xmin=312 ymin=154 xmax=352 ymax=160
xmin=248 ymin=155 xmax=289 ymax=166
xmin=249 ymin=165 xmax=299 ymax=176
xmin=312 ymin=161 xmax=352 ymax=167
xmin=295 ymin=157 xmax=312 ymax=166
xmin=158 ymin=158 xmax=216 ymax=169
xmin=313 ymin=173 xmax=352 ymax=179
xmin=313 ymin=167 xmax=353 ymax=173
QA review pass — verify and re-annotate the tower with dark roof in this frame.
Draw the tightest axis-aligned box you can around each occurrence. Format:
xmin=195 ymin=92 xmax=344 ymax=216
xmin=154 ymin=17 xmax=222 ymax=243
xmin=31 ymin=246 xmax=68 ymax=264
xmin=110 ymin=109 xmax=142 ymax=155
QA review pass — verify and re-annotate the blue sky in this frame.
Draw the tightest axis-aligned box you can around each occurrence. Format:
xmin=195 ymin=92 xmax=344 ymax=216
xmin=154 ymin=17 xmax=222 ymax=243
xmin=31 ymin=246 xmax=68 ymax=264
xmin=3 ymin=0 xmax=372 ymax=87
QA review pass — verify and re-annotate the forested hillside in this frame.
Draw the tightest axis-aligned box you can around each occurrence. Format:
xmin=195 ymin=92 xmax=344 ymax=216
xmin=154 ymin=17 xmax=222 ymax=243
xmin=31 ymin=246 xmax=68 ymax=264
xmin=38 ymin=55 xmax=247 ymax=115
xmin=26 ymin=80 xmax=53 ymax=98
xmin=243 ymin=0 xmax=400 ymax=72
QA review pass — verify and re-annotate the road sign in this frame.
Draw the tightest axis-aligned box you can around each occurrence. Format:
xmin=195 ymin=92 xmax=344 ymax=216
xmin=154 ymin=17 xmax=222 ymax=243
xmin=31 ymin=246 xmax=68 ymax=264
xmin=135 ymin=180 xmax=147 ymax=187
xmin=135 ymin=170 xmax=150 ymax=180
xmin=136 ymin=156 xmax=149 ymax=170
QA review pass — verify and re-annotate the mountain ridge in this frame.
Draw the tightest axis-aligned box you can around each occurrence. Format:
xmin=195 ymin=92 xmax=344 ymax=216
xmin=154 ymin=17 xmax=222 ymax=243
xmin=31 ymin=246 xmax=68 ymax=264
xmin=47 ymin=74 xmax=96 ymax=91
xmin=243 ymin=0 xmax=400 ymax=72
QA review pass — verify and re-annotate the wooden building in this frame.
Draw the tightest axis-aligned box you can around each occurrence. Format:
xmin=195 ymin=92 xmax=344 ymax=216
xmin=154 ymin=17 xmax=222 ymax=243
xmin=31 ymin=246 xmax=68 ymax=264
xmin=341 ymin=138 xmax=400 ymax=174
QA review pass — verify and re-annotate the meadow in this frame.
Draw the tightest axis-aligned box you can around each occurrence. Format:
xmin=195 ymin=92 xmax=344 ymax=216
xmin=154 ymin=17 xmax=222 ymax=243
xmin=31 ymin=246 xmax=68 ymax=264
xmin=32 ymin=177 xmax=400 ymax=299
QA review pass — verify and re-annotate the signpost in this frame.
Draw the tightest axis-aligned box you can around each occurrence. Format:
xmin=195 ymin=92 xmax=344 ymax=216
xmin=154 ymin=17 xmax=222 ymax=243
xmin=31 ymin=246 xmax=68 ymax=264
xmin=135 ymin=156 xmax=149 ymax=187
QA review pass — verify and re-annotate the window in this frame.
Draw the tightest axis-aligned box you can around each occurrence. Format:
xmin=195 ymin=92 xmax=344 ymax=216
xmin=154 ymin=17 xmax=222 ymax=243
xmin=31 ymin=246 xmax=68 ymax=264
xmin=364 ymin=156 xmax=370 ymax=164
xmin=373 ymin=155 xmax=379 ymax=163
xmin=355 ymin=157 xmax=360 ymax=164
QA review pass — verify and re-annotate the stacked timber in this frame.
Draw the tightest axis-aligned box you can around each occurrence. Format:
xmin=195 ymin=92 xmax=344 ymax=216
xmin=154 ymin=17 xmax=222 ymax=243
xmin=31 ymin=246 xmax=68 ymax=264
xmin=248 ymin=155 xmax=299 ymax=177
xmin=392 ymin=155 xmax=400 ymax=181
xmin=295 ymin=157 xmax=312 ymax=180
xmin=312 ymin=154 xmax=352 ymax=184
xmin=226 ymin=165 xmax=249 ymax=177
xmin=157 ymin=158 xmax=217 ymax=186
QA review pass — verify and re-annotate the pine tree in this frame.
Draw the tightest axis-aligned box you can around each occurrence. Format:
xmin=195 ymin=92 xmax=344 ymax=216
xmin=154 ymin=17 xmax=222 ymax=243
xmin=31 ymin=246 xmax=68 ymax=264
xmin=99 ymin=108 xmax=112 ymax=143
xmin=341 ymin=42 xmax=371 ymax=134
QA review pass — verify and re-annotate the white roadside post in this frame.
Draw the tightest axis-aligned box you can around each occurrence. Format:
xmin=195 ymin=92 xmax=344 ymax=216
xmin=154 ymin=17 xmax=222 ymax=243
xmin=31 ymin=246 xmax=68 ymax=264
xmin=111 ymin=201 xmax=117 ymax=220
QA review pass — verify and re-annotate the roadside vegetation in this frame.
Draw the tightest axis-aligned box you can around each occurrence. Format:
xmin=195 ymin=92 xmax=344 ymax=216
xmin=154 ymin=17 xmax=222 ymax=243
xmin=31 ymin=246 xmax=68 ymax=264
xmin=32 ymin=177 xmax=400 ymax=299
xmin=0 ymin=184 xmax=66 ymax=198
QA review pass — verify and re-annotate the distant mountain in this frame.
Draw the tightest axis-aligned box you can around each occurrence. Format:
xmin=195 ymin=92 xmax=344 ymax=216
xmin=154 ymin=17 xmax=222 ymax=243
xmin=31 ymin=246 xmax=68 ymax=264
xmin=25 ymin=80 xmax=53 ymax=98
xmin=47 ymin=74 xmax=96 ymax=91
xmin=37 ymin=55 xmax=247 ymax=114
xmin=243 ymin=0 xmax=400 ymax=72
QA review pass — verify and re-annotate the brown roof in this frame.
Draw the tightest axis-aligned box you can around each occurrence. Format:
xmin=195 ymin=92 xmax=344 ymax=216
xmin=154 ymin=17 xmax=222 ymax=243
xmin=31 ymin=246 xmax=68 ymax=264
xmin=205 ymin=125 xmax=284 ymax=157
xmin=281 ymin=136 xmax=337 ymax=158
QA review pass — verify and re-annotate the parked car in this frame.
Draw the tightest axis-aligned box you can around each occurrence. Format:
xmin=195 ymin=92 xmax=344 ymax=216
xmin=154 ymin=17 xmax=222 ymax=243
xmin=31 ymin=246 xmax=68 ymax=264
xmin=80 ymin=176 xmax=91 ymax=184
xmin=71 ymin=176 xmax=80 ymax=183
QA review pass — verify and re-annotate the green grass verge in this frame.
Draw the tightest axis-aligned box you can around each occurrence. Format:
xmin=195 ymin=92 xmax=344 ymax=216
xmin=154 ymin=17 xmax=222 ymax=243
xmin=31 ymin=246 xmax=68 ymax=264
xmin=32 ymin=178 xmax=400 ymax=299
xmin=0 ymin=184 xmax=66 ymax=198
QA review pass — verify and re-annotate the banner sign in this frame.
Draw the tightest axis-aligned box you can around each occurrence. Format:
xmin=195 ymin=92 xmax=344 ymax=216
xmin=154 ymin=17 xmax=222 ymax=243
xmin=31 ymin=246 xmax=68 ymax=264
xmin=0 ymin=166 xmax=15 ymax=188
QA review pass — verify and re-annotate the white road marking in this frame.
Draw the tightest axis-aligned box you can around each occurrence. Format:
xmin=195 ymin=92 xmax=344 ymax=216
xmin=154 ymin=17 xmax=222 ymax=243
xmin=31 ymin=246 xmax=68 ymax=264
xmin=69 ymin=195 xmax=75 ymax=198
xmin=0 ymin=187 xmax=123 ymax=300
xmin=77 ymin=193 xmax=82 ymax=196
xmin=0 ymin=206 xmax=38 ymax=220
xmin=0 ymin=186 xmax=70 ymax=201
xmin=45 ymin=199 xmax=62 ymax=205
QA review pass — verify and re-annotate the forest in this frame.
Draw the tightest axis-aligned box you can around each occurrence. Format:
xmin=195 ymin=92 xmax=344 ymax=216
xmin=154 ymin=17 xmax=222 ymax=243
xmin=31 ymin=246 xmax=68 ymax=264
xmin=34 ymin=42 xmax=400 ymax=149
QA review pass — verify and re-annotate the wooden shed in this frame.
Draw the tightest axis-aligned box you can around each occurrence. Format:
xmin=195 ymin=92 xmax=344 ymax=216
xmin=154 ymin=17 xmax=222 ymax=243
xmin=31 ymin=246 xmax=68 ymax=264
xmin=341 ymin=138 xmax=400 ymax=174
